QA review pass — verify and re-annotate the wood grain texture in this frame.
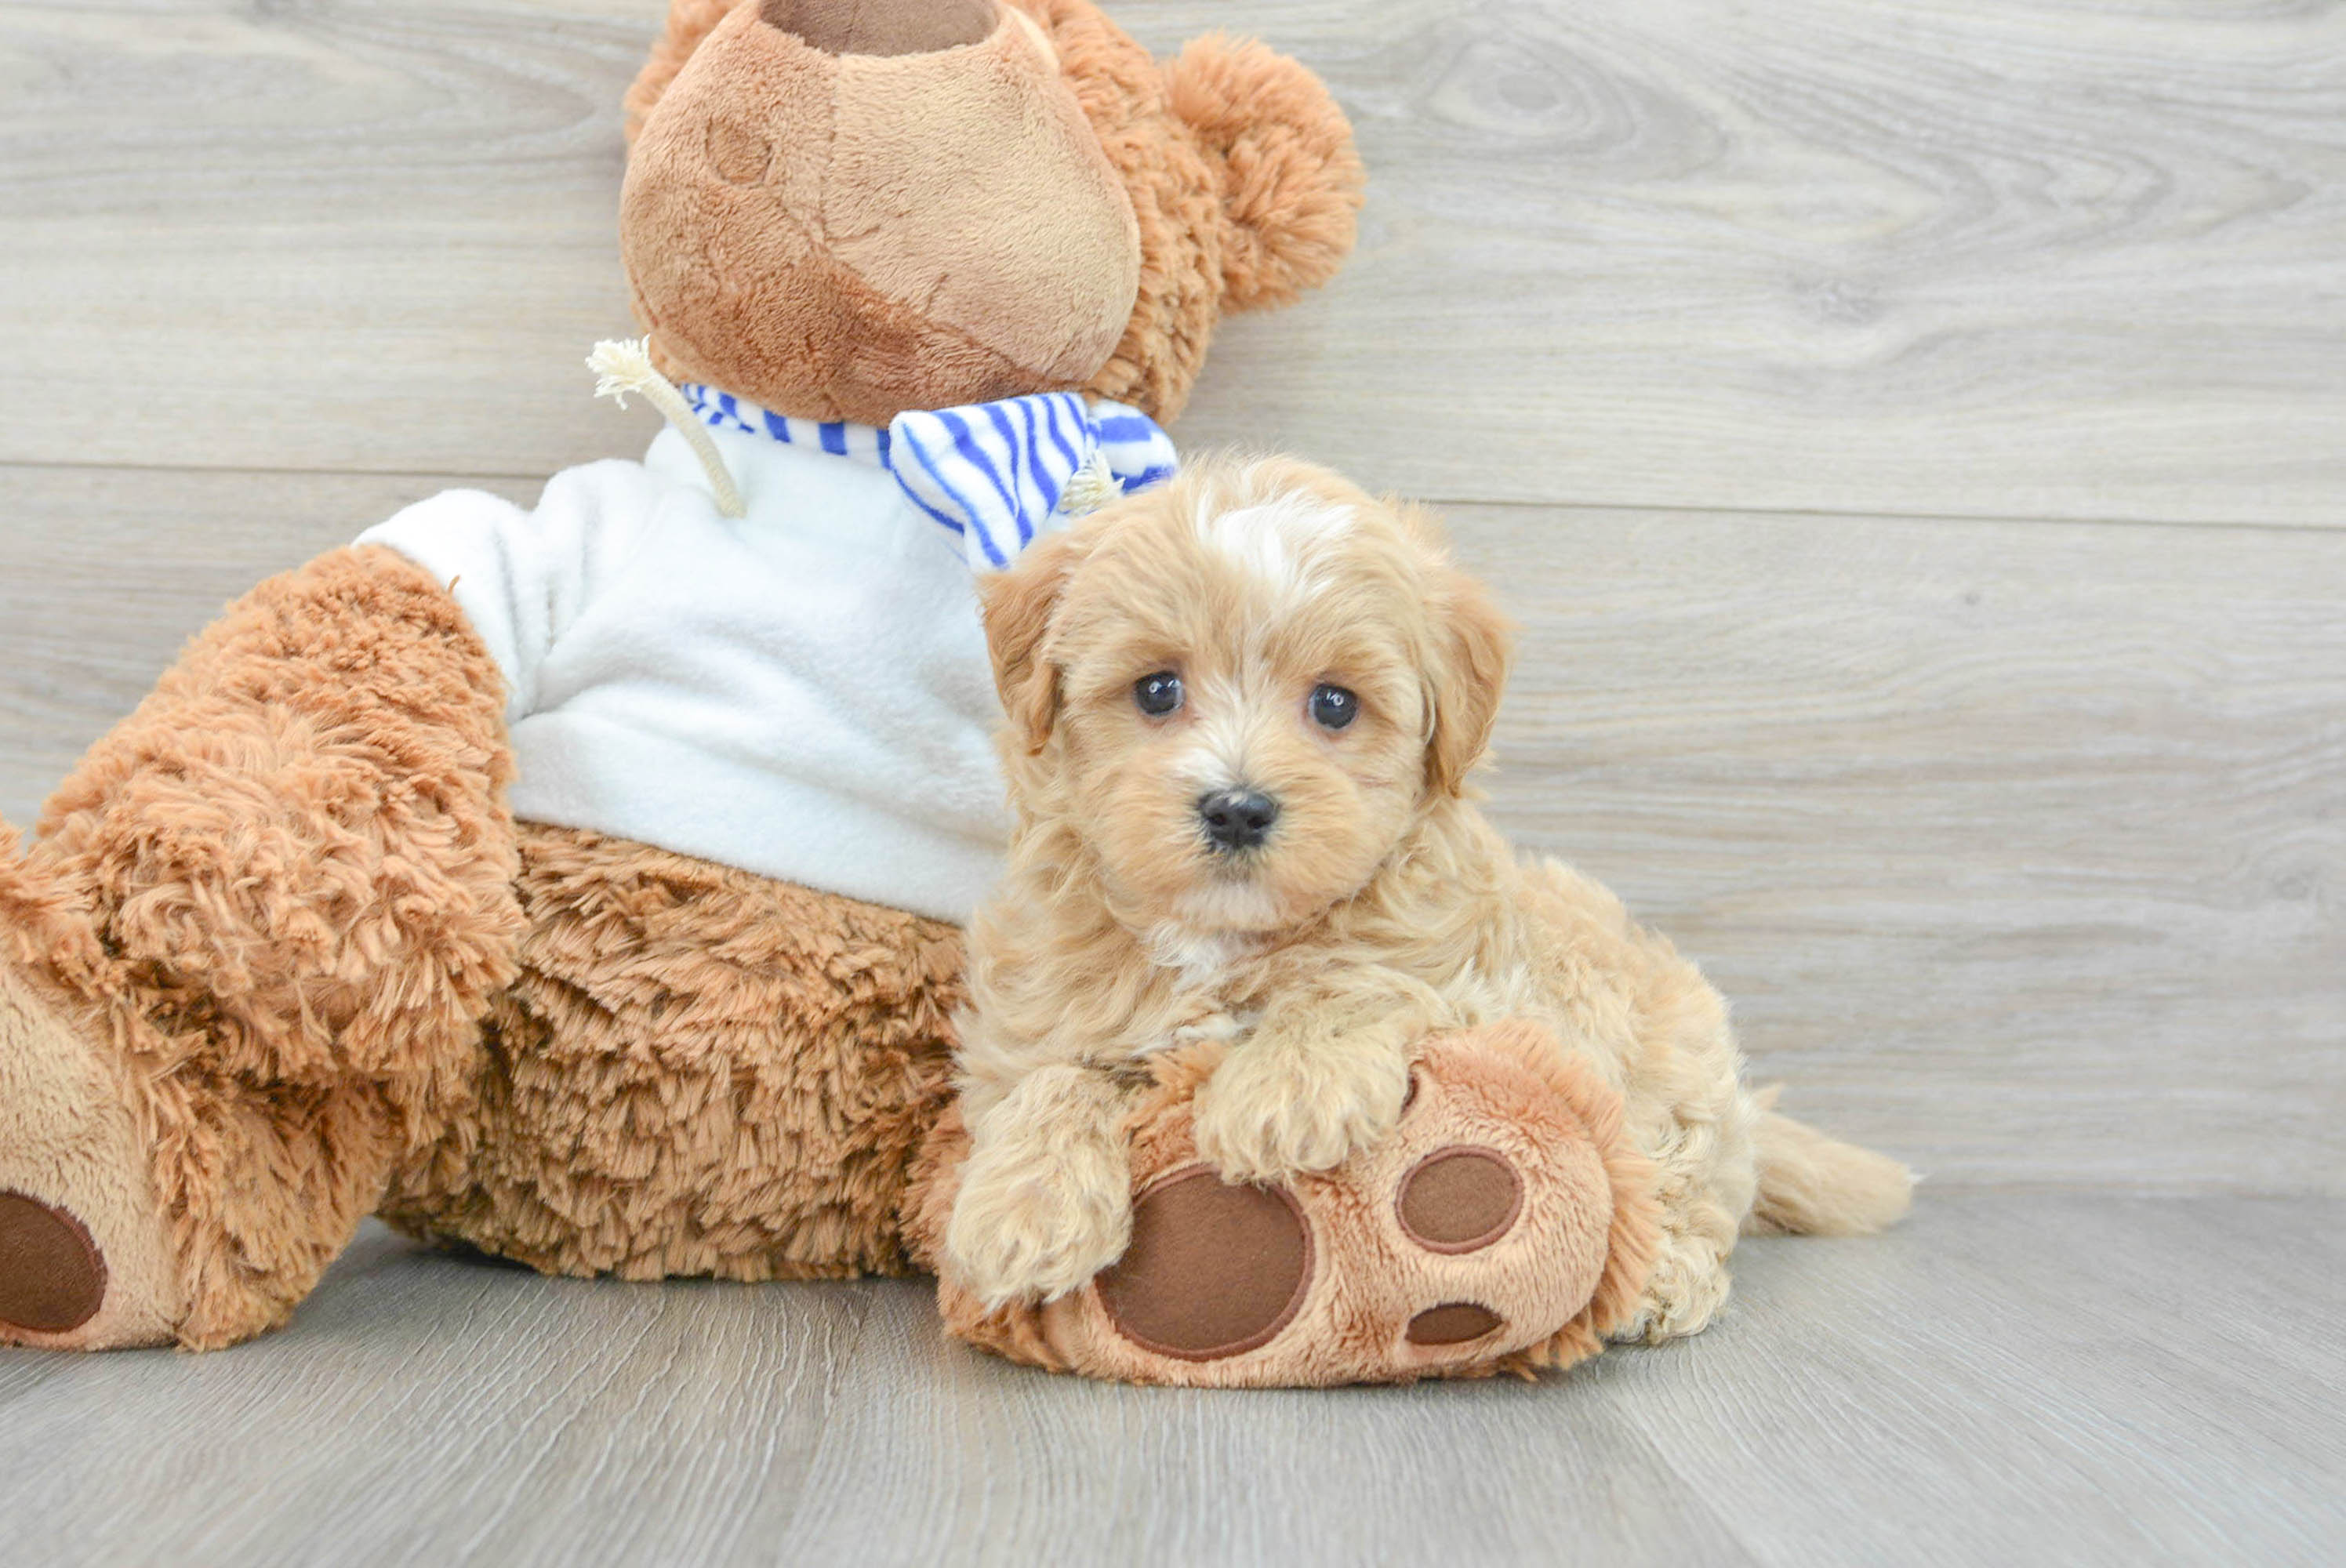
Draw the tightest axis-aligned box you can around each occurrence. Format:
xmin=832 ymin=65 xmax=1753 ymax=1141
xmin=3 ymin=1 xmax=2344 ymax=521
xmin=5 ymin=464 xmax=2338 ymax=1191
xmin=0 ymin=1197 xmax=2337 ymax=1566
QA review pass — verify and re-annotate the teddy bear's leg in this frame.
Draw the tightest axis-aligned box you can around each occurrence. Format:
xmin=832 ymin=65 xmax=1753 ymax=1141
xmin=378 ymin=828 xmax=961 ymax=1285
xmin=0 ymin=546 xmax=521 ymax=1350
xmin=912 ymin=1025 xmax=1661 ymax=1386
xmin=0 ymin=948 xmax=180 ymax=1348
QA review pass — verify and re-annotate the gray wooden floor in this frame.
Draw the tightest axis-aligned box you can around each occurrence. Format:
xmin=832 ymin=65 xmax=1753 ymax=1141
xmin=1 ymin=1196 xmax=2338 ymax=1568
xmin=2 ymin=1 xmax=2343 ymax=1563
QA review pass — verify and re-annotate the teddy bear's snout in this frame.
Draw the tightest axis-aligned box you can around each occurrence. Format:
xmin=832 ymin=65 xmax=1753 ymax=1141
xmin=759 ymin=0 xmax=997 ymax=58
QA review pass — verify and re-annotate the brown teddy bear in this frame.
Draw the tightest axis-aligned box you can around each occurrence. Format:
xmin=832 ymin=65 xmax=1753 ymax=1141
xmin=0 ymin=0 xmax=1655 ymax=1385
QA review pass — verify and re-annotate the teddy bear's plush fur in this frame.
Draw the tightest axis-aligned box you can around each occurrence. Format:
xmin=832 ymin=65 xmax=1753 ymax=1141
xmin=0 ymin=0 xmax=1363 ymax=1353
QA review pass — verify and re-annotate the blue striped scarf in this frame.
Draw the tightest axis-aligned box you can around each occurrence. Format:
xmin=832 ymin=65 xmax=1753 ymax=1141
xmin=680 ymin=384 xmax=1178 ymax=570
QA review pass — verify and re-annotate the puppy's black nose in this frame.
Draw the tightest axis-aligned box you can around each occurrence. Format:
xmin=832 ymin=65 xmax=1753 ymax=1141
xmin=1198 ymin=789 xmax=1280 ymax=852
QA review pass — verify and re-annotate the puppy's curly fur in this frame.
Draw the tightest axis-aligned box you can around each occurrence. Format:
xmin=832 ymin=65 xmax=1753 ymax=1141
xmin=946 ymin=456 xmax=1913 ymax=1334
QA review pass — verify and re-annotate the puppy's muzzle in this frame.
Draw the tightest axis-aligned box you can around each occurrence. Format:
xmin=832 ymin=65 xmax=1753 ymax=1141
xmin=1197 ymin=788 xmax=1280 ymax=854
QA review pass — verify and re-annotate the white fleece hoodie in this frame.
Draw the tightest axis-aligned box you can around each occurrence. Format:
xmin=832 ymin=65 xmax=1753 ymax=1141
xmin=359 ymin=416 xmax=1015 ymax=924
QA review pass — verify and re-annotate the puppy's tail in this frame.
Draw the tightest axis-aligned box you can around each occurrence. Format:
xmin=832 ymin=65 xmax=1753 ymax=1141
xmin=1744 ymin=1087 xmax=1915 ymax=1237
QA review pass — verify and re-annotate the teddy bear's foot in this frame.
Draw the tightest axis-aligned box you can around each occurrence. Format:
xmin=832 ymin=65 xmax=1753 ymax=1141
xmin=0 ymin=960 xmax=180 ymax=1350
xmin=913 ymin=1023 xmax=1661 ymax=1387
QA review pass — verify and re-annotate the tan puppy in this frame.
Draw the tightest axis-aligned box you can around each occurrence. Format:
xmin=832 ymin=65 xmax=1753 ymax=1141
xmin=945 ymin=455 xmax=1911 ymax=1338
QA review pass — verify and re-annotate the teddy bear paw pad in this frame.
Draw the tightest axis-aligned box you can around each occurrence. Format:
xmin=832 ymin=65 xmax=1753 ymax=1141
xmin=1095 ymin=1167 xmax=1311 ymax=1360
xmin=1404 ymin=1301 xmax=1505 ymax=1346
xmin=1396 ymin=1145 xmax=1523 ymax=1253
xmin=0 ymin=1192 xmax=107 ymax=1336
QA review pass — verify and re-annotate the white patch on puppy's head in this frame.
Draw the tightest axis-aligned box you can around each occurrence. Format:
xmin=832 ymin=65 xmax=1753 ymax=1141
xmin=1193 ymin=472 xmax=1354 ymax=622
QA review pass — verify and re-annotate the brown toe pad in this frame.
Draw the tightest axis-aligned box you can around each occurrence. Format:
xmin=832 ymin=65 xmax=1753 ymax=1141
xmin=1406 ymin=1301 xmax=1504 ymax=1346
xmin=0 ymin=1192 xmax=107 ymax=1335
xmin=1397 ymin=1146 xmax=1523 ymax=1254
xmin=1097 ymin=1167 xmax=1312 ymax=1361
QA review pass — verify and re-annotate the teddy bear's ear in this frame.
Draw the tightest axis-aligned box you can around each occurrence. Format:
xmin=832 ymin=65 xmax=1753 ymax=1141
xmin=1164 ymin=34 xmax=1365 ymax=314
xmin=624 ymin=0 xmax=750 ymax=143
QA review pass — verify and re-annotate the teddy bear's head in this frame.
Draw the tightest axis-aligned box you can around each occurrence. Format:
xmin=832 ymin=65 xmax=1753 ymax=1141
xmin=618 ymin=0 xmax=1363 ymax=427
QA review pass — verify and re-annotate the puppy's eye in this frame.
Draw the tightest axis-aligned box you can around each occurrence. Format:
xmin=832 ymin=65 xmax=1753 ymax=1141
xmin=1134 ymin=671 xmax=1184 ymax=717
xmin=1309 ymin=684 xmax=1359 ymax=731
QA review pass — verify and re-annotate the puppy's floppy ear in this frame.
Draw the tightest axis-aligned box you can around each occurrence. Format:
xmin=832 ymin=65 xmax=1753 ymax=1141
xmin=979 ymin=529 xmax=1084 ymax=753
xmin=1164 ymin=34 xmax=1366 ymax=314
xmin=1403 ymin=505 xmax=1512 ymax=797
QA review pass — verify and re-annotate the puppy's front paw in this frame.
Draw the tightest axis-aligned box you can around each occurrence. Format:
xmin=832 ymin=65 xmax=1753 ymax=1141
xmin=943 ymin=1141 xmax=1133 ymax=1311
xmin=1612 ymin=1233 xmax=1734 ymax=1345
xmin=1193 ymin=1042 xmax=1410 ymax=1183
